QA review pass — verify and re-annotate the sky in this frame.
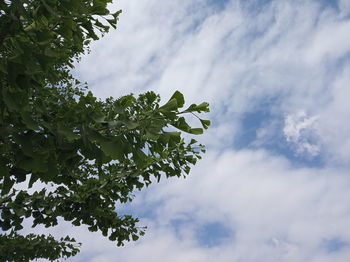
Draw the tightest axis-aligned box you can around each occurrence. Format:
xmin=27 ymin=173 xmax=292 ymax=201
xmin=38 ymin=0 xmax=350 ymax=261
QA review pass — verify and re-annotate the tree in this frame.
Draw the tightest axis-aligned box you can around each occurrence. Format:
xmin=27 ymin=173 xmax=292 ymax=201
xmin=0 ymin=0 xmax=210 ymax=261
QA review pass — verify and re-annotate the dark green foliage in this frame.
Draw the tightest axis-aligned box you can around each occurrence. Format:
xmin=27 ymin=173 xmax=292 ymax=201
xmin=0 ymin=232 xmax=80 ymax=261
xmin=0 ymin=0 xmax=210 ymax=261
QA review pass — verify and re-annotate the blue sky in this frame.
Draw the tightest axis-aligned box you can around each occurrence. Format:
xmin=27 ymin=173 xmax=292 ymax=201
xmin=35 ymin=0 xmax=350 ymax=261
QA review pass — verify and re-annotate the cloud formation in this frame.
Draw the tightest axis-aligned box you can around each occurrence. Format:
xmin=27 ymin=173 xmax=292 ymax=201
xmin=283 ymin=111 xmax=320 ymax=156
xmin=65 ymin=0 xmax=350 ymax=260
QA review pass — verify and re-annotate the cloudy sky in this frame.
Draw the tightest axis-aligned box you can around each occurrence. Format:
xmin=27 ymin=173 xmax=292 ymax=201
xmin=58 ymin=0 xmax=350 ymax=261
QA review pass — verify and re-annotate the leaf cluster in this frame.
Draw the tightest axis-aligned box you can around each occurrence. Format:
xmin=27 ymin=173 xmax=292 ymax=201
xmin=0 ymin=0 xmax=210 ymax=261
xmin=0 ymin=231 xmax=80 ymax=262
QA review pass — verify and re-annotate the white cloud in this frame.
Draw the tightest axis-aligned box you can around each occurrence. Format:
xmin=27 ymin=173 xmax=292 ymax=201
xmin=339 ymin=0 xmax=350 ymax=17
xmin=304 ymin=18 xmax=350 ymax=64
xmin=28 ymin=150 xmax=350 ymax=262
xmin=77 ymin=0 xmax=350 ymax=164
xmin=283 ymin=111 xmax=320 ymax=156
xmin=59 ymin=0 xmax=350 ymax=261
xmin=122 ymin=150 xmax=350 ymax=262
xmin=316 ymin=64 xmax=350 ymax=166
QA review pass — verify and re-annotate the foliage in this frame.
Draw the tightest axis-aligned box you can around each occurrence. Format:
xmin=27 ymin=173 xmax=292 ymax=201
xmin=0 ymin=0 xmax=210 ymax=261
xmin=0 ymin=232 xmax=79 ymax=261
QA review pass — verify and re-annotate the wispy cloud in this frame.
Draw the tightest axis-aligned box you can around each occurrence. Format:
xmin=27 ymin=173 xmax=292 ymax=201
xmin=31 ymin=150 xmax=350 ymax=262
xmin=65 ymin=0 xmax=350 ymax=260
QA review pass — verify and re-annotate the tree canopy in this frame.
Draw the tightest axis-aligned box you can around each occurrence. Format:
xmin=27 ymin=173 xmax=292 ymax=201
xmin=0 ymin=0 xmax=210 ymax=261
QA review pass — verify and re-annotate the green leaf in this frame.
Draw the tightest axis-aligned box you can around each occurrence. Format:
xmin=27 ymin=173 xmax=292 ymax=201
xmin=18 ymin=157 xmax=48 ymax=173
xmin=186 ymin=156 xmax=197 ymax=165
xmin=106 ymin=18 xmax=117 ymax=29
xmin=29 ymin=173 xmax=39 ymax=188
xmin=125 ymin=121 xmax=140 ymax=130
xmin=133 ymin=149 xmax=151 ymax=168
xmin=57 ymin=126 xmax=79 ymax=142
xmin=88 ymin=129 xmax=110 ymax=143
xmin=165 ymin=132 xmax=181 ymax=142
xmin=169 ymin=91 xmax=185 ymax=108
xmin=88 ymin=225 xmax=98 ymax=232
xmin=195 ymin=102 xmax=210 ymax=112
xmin=183 ymin=102 xmax=210 ymax=113
xmin=91 ymin=6 xmax=109 ymax=15
xmin=100 ymin=141 xmax=124 ymax=159
xmin=16 ymin=209 xmax=26 ymax=217
xmin=158 ymin=98 xmax=178 ymax=112
xmin=188 ymin=128 xmax=203 ymax=135
xmin=144 ymin=130 xmax=159 ymax=140
xmin=199 ymin=119 xmax=211 ymax=129
xmin=171 ymin=117 xmax=191 ymax=133
xmin=2 ymin=175 xmax=14 ymax=195
xmin=131 ymin=234 xmax=139 ymax=241
xmin=189 ymin=139 xmax=197 ymax=145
